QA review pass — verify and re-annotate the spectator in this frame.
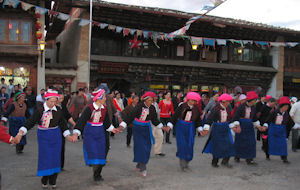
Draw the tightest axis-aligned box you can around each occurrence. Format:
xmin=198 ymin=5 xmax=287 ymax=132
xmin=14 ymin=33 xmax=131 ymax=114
xmin=7 ymin=79 xmax=14 ymax=98
xmin=25 ymin=86 xmax=36 ymax=116
xmin=0 ymin=87 xmax=9 ymax=117
xmin=0 ymin=78 xmax=7 ymax=94
xmin=68 ymin=88 xmax=87 ymax=121
xmin=36 ymin=88 xmax=45 ymax=103
xmin=290 ymin=99 xmax=300 ymax=152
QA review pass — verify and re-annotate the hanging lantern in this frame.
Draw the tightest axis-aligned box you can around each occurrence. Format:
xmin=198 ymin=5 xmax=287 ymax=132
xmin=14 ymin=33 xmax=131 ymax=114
xmin=164 ymin=76 xmax=169 ymax=82
xmin=36 ymin=31 xmax=42 ymax=39
xmin=35 ymin=20 xmax=41 ymax=30
xmin=35 ymin=13 xmax=41 ymax=19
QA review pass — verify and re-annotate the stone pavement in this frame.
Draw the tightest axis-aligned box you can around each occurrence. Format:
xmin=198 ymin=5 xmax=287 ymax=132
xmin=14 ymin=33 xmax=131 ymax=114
xmin=0 ymin=128 xmax=300 ymax=190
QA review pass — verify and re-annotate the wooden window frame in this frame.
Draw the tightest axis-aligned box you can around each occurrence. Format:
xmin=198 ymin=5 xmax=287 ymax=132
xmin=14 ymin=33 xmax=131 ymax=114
xmin=0 ymin=18 xmax=33 ymax=45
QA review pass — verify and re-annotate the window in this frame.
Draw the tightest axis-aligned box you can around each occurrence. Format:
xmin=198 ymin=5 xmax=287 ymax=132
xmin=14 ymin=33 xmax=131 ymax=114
xmin=0 ymin=20 xmax=6 ymax=42
xmin=233 ymin=47 xmax=263 ymax=63
xmin=9 ymin=20 xmax=19 ymax=42
xmin=21 ymin=22 xmax=31 ymax=43
xmin=0 ymin=19 xmax=32 ymax=44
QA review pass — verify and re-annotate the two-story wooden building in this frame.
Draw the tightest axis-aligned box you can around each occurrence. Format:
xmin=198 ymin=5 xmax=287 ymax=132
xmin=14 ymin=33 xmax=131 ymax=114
xmin=46 ymin=1 xmax=300 ymax=97
xmin=0 ymin=0 xmax=51 ymax=93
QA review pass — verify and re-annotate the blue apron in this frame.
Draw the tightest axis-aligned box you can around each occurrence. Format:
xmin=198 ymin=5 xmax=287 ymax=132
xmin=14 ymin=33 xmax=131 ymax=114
xmin=203 ymin=122 xmax=235 ymax=158
xmin=268 ymin=123 xmax=287 ymax=156
xmin=83 ymin=122 xmax=106 ymax=165
xmin=132 ymin=119 xmax=154 ymax=164
xmin=9 ymin=116 xmax=26 ymax=145
xmin=37 ymin=127 xmax=62 ymax=176
xmin=176 ymin=120 xmax=195 ymax=162
xmin=234 ymin=119 xmax=256 ymax=159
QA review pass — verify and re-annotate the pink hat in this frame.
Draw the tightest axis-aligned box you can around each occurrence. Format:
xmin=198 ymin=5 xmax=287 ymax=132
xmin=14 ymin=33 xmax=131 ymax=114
xmin=265 ymin=95 xmax=272 ymax=101
xmin=279 ymin=96 xmax=290 ymax=105
xmin=92 ymin=89 xmax=105 ymax=102
xmin=142 ymin=91 xmax=156 ymax=100
xmin=238 ymin=94 xmax=246 ymax=101
xmin=186 ymin=92 xmax=201 ymax=101
xmin=44 ymin=89 xmax=59 ymax=99
xmin=218 ymin=93 xmax=233 ymax=102
xmin=246 ymin=91 xmax=259 ymax=101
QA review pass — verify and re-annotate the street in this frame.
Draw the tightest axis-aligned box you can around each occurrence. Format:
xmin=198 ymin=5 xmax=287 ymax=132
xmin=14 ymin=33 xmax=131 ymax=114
xmin=0 ymin=128 xmax=299 ymax=190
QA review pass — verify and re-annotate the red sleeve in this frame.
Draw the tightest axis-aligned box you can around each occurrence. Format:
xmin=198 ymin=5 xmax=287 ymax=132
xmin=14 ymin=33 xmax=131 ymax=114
xmin=170 ymin=102 xmax=175 ymax=115
xmin=0 ymin=126 xmax=11 ymax=144
xmin=231 ymin=102 xmax=240 ymax=118
xmin=113 ymin=99 xmax=122 ymax=112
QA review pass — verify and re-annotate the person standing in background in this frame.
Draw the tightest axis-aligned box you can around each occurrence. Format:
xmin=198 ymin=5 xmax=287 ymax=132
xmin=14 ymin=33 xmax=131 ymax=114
xmin=159 ymin=92 xmax=174 ymax=144
xmin=68 ymin=88 xmax=87 ymax=122
xmin=25 ymin=86 xmax=36 ymax=116
xmin=121 ymin=95 xmax=139 ymax=147
xmin=0 ymin=78 xmax=7 ymax=94
xmin=290 ymin=99 xmax=300 ymax=152
xmin=7 ymin=79 xmax=14 ymax=98
xmin=0 ymin=87 xmax=9 ymax=117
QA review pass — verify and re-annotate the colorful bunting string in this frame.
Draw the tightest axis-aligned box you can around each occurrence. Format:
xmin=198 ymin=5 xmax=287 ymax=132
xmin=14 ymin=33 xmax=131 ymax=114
xmin=1 ymin=0 xmax=299 ymax=49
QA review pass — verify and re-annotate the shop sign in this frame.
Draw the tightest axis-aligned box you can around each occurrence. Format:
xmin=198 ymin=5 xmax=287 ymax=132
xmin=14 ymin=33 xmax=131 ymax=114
xmin=172 ymin=85 xmax=181 ymax=90
xmin=292 ymin=78 xmax=300 ymax=83
xmin=98 ymin=62 xmax=128 ymax=74
xmin=150 ymin=84 xmax=165 ymax=89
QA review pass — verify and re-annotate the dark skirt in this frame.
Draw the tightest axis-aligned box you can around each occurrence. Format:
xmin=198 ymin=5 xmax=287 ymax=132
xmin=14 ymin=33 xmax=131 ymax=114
xmin=234 ymin=119 xmax=256 ymax=159
xmin=176 ymin=120 xmax=195 ymax=162
xmin=132 ymin=119 xmax=154 ymax=164
xmin=9 ymin=117 xmax=26 ymax=145
xmin=268 ymin=123 xmax=287 ymax=156
xmin=203 ymin=122 xmax=235 ymax=158
xmin=83 ymin=122 xmax=106 ymax=165
xmin=37 ymin=127 xmax=62 ymax=176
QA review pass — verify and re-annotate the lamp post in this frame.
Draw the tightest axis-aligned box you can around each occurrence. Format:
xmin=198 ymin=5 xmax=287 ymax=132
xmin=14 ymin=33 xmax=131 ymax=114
xmin=39 ymin=40 xmax=46 ymax=67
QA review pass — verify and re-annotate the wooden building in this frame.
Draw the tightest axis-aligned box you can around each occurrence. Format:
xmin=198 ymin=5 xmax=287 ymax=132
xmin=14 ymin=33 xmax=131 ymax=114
xmin=46 ymin=1 xmax=300 ymax=97
xmin=0 ymin=0 xmax=51 ymax=94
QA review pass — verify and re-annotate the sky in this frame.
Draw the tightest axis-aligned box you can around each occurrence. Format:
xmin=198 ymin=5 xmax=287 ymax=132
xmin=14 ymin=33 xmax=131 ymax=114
xmin=103 ymin=0 xmax=300 ymax=31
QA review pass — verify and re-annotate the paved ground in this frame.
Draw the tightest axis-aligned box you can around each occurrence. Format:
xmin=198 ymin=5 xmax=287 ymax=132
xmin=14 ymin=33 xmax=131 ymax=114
xmin=1 ymin=127 xmax=300 ymax=190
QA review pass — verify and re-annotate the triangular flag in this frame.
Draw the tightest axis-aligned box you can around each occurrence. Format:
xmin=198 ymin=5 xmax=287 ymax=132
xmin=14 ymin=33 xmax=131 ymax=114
xmin=123 ymin=28 xmax=130 ymax=36
xmin=136 ymin=30 xmax=143 ymax=37
xmin=216 ymin=39 xmax=226 ymax=46
xmin=269 ymin=42 xmax=285 ymax=47
xmin=21 ymin=1 xmax=34 ymax=11
xmin=79 ymin=19 xmax=90 ymax=26
xmin=130 ymin=29 xmax=136 ymax=35
xmin=143 ymin=31 xmax=149 ymax=39
xmin=191 ymin=36 xmax=203 ymax=45
xmin=35 ymin=6 xmax=48 ymax=15
xmin=116 ymin=26 xmax=123 ymax=33
xmin=2 ymin=0 xmax=20 ymax=8
xmin=100 ymin=23 xmax=108 ymax=29
xmin=57 ymin=13 xmax=70 ymax=21
xmin=108 ymin=25 xmax=116 ymax=31
xmin=286 ymin=42 xmax=299 ymax=47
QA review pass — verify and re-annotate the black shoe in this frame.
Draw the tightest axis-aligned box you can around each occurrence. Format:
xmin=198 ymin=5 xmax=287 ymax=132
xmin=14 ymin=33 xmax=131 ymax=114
xmin=247 ymin=161 xmax=257 ymax=165
xmin=234 ymin=158 xmax=240 ymax=163
xmin=94 ymin=175 xmax=104 ymax=182
xmin=292 ymin=149 xmax=297 ymax=152
xmin=211 ymin=163 xmax=219 ymax=168
xmin=126 ymin=144 xmax=131 ymax=148
xmin=283 ymin=160 xmax=290 ymax=164
xmin=266 ymin=157 xmax=271 ymax=161
xmin=156 ymin=153 xmax=166 ymax=157
xmin=166 ymin=141 xmax=172 ymax=144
